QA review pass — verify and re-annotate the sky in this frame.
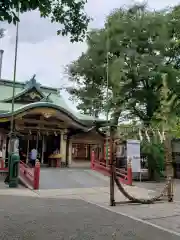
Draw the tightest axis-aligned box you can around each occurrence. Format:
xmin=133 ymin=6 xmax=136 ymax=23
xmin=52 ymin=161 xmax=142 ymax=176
xmin=0 ymin=0 xmax=180 ymax=110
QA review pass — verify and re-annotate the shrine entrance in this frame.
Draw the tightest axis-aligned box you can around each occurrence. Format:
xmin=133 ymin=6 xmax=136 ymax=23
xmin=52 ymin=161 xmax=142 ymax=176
xmin=18 ymin=133 xmax=60 ymax=165
xmin=72 ymin=143 xmax=103 ymax=162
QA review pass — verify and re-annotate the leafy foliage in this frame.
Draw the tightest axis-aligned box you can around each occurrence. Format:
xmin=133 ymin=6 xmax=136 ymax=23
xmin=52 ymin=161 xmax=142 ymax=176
xmin=141 ymin=141 xmax=165 ymax=179
xmin=0 ymin=0 xmax=90 ymax=42
xmin=67 ymin=3 xmax=180 ymax=124
xmin=67 ymin=4 xmax=180 ymax=180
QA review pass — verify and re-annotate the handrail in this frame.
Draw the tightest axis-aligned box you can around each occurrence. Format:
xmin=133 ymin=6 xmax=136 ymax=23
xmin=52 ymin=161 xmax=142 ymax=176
xmin=91 ymin=150 xmax=132 ymax=185
xmin=19 ymin=160 xmax=40 ymax=189
xmin=0 ymin=159 xmax=6 ymax=170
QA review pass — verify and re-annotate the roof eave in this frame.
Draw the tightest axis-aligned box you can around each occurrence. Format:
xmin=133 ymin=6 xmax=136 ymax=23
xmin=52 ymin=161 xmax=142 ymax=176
xmin=0 ymin=102 xmax=90 ymax=131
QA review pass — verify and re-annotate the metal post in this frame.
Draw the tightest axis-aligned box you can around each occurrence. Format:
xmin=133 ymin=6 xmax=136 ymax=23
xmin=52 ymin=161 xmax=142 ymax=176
xmin=110 ymin=135 xmax=115 ymax=206
xmin=0 ymin=49 xmax=4 ymax=79
xmin=105 ymin=19 xmax=115 ymax=205
xmin=105 ymin=20 xmax=110 ymax=167
xmin=9 ymin=10 xmax=19 ymax=150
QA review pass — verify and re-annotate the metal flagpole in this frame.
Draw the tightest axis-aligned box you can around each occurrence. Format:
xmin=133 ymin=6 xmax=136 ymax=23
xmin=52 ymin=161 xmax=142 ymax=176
xmin=105 ymin=22 xmax=109 ymax=167
xmin=5 ymin=9 xmax=20 ymax=185
xmin=10 ymin=10 xmax=19 ymax=139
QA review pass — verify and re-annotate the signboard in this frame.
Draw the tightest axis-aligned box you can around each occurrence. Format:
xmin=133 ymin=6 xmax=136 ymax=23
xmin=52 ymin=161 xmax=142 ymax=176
xmin=126 ymin=139 xmax=141 ymax=173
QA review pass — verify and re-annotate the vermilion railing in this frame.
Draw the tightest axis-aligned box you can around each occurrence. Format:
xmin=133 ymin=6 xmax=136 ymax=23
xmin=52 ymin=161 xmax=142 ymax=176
xmin=91 ymin=150 xmax=132 ymax=185
xmin=0 ymin=159 xmax=40 ymax=189
xmin=19 ymin=161 xmax=40 ymax=190
xmin=0 ymin=159 xmax=6 ymax=171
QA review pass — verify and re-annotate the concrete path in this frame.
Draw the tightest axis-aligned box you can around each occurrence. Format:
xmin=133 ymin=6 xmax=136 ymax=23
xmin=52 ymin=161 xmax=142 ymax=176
xmin=0 ymin=169 xmax=180 ymax=236
xmin=39 ymin=169 xmax=109 ymax=189
xmin=135 ymin=179 xmax=180 ymax=201
xmin=0 ymin=196 xmax=179 ymax=240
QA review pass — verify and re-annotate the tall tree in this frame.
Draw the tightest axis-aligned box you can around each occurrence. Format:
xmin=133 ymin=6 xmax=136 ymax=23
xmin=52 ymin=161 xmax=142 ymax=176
xmin=67 ymin=4 xmax=180 ymax=126
xmin=67 ymin=27 xmax=126 ymax=123
xmin=0 ymin=0 xmax=90 ymax=42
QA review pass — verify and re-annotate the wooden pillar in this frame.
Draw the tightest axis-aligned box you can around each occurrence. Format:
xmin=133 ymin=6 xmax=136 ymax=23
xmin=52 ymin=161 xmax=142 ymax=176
xmin=68 ymin=139 xmax=72 ymax=166
xmin=2 ymin=133 xmax=6 ymax=159
xmin=36 ymin=133 xmax=39 ymax=150
xmin=0 ymin=132 xmax=5 ymax=167
xmin=26 ymin=138 xmax=29 ymax=164
xmin=85 ymin=144 xmax=88 ymax=158
xmin=60 ymin=130 xmax=67 ymax=166
xmin=41 ymin=135 xmax=44 ymax=164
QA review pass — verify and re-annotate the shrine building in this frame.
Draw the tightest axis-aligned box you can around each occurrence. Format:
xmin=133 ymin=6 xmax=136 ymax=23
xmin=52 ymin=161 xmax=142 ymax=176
xmin=0 ymin=76 xmax=106 ymax=167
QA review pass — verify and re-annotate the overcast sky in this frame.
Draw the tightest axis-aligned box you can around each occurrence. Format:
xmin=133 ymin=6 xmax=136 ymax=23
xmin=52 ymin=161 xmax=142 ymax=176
xmin=0 ymin=0 xmax=180 ymax=110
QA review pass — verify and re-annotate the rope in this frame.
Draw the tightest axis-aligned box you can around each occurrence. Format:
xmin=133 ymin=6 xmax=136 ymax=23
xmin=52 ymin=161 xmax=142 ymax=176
xmin=114 ymin=169 xmax=171 ymax=204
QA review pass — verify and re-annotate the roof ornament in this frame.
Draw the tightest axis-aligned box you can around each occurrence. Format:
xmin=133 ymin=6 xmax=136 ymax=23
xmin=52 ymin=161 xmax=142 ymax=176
xmin=25 ymin=74 xmax=41 ymax=89
xmin=31 ymin=74 xmax=36 ymax=83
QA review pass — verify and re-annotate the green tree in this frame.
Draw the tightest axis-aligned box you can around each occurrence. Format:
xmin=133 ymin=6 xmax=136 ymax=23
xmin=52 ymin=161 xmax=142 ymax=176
xmin=0 ymin=0 xmax=90 ymax=42
xmin=67 ymin=4 xmax=180 ymax=125
xmin=67 ymin=27 xmax=126 ymax=123
xmin=108 ymin=4 xmax=180 ymax=126
xmin=67 ymin=4 xmax=180 ymax=181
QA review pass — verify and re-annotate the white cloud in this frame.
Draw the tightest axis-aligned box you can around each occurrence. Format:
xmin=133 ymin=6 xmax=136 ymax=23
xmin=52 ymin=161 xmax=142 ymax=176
xmin=0 ymin=0 xmax=180 ymax=110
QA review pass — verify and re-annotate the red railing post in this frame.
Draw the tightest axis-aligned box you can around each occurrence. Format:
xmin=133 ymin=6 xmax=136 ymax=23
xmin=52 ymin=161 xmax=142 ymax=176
xmin=127 ymin=157 xmax=132 ymax=185
xmin=91 ymin=150 xmax=95 ymax=169
xmin=34 ymin=160 xmax=40 ymax=190
xmin=0 ymin=159 xmax=4 ymax=169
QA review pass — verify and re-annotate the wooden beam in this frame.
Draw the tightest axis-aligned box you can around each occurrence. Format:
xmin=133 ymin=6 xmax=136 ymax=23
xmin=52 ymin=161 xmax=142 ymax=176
xmin=15 ymin=125 xmax=65 ymax=132
xmin=15 ymin=118 xmax=67 ymax=128
xmin=71 ymin=139 xmax=103 ymax=144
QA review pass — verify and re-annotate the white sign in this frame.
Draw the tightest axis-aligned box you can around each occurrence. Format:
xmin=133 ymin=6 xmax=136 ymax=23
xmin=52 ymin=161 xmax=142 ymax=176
xmin=126 ymin=139 xmax=141 ymax=173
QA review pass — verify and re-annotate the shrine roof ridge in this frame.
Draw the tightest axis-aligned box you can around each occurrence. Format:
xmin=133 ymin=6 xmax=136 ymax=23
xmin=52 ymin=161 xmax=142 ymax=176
xmin=0 ymin=78 xmax=58 ymax=93
xmin=0 ymin=77 xmax=107 ymax=125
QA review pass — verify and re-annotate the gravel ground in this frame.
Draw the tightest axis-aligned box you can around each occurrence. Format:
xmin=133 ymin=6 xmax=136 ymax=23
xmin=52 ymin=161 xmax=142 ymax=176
xmin=0 ymin=196 xmax=179 ymax=240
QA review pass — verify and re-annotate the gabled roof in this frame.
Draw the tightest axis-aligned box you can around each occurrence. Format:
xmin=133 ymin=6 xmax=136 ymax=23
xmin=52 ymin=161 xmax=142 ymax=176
xmin=0 ymin=76 xmax=106 ymax=126
xmin=3 ymin=82 xmax=46 ymax=103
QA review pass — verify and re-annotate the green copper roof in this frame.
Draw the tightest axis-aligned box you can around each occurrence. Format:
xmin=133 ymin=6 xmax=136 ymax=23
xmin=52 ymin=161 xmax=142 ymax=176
xmin=0 ymin=77 xmax=105 ymax=125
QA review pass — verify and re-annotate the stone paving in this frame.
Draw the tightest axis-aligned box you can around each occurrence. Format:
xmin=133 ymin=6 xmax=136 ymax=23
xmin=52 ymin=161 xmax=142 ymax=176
xmin=38 ymin=171 xmax=180 ymax=235
xmin=0 ymin=196 xmax=179 ymax=240
xmin=0 ymin=183 xmax=179 ymax=235
xmin=0 ymin=168 xmax=180 ymax=236
xmin=39 ymin=169 xmax=109 ymax=189
xmin=135 ymin=179 xmax=180 ymax=201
